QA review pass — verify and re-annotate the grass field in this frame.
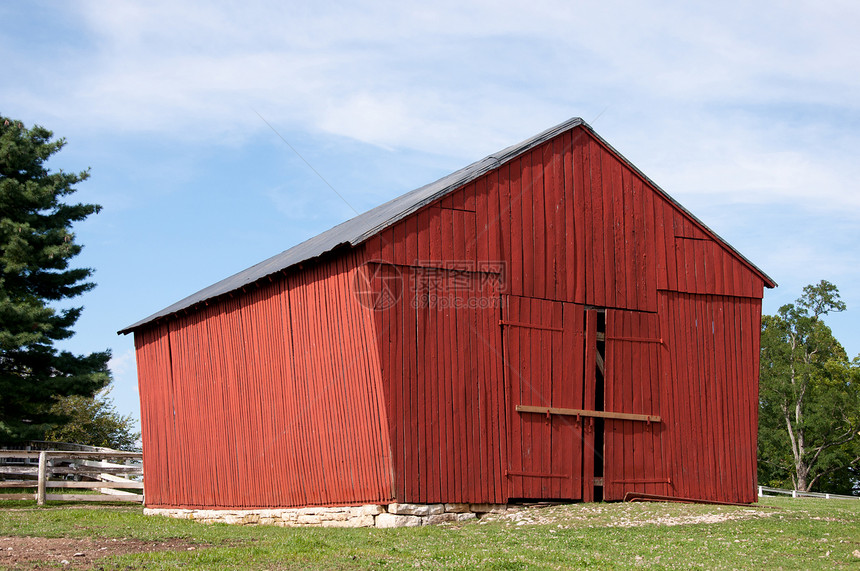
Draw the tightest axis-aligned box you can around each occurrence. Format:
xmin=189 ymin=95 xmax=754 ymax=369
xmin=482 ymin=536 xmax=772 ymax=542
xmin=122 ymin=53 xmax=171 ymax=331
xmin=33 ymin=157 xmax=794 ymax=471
xmin=0 ymin=496 xmax=858 ymax=569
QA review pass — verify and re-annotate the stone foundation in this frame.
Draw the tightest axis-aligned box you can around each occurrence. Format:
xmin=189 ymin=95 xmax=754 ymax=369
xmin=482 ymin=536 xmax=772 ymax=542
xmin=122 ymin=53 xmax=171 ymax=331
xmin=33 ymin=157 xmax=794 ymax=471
xmin=144 ymin=502 xmax=508 ymax=528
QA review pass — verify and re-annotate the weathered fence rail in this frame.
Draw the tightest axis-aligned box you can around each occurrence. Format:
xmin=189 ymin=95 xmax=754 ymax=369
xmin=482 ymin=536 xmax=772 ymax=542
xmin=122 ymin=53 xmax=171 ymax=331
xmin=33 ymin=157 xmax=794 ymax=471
xmin=758 ymin=485 xmax=858 ymax=500
xmin=0 ymin=450 xmax=143 ymax=505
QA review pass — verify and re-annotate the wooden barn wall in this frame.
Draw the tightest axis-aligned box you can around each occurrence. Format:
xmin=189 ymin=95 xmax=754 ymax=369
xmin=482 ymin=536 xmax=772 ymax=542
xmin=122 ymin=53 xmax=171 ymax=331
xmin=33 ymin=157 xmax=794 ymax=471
xmin=652 ymin=291 xmax=761 ymax=503
xmin=361 ymin=225 xmax=508 ymax=504
xmin=134 ymin=325 xmax=176 ymax=506
xmin=502 ymin=296 xmax=593 ymax=502
xmin=365 ymin=125 xmax=767 ymax=504
xmin=602 ymin=310 xmax=669 ymax=500
xmin=134 ymin=249 xmax=393 ymax=509
xmin=602 ymin=298 xmax=760 ymax=503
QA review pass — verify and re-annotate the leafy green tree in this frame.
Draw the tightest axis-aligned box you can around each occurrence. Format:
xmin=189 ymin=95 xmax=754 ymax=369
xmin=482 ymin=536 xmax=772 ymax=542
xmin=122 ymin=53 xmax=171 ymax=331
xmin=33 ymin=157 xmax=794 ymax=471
xmin=45 ymin=388 xmax=140 ymax=451
xmin=758 ymin=281 xmax=860 ymax=493
xmin=0 ymin=115 xmax=111 ymax=441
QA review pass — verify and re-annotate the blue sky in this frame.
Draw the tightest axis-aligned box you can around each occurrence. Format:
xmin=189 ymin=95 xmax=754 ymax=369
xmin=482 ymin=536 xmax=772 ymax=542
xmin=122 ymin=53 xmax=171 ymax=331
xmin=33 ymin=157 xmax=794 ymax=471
xmin=2 ymin=0 xmax=858 ymax=425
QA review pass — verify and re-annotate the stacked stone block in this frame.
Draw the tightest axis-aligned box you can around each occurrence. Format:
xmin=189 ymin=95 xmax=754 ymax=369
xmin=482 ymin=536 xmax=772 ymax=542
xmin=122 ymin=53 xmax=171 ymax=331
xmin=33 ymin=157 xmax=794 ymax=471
xmin=144 ymin=502 xmax=508 ymax=528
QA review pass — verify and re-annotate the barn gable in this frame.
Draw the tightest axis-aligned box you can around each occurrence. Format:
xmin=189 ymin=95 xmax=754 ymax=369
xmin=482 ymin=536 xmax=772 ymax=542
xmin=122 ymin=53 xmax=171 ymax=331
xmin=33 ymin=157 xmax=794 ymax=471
xmin=124 ymin=118 xmax=774 ymax=511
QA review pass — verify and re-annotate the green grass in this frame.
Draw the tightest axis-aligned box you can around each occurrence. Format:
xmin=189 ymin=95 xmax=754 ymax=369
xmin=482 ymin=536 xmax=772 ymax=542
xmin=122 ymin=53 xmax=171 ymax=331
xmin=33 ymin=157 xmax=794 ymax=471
xmin=0 ymin=497 xmax=858 ymax=569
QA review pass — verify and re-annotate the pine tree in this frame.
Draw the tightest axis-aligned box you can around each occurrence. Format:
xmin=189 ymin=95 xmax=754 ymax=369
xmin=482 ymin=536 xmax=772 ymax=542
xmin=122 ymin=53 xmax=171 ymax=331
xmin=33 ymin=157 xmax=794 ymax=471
xmin=0 ymin=115 xmax=111 ymax=441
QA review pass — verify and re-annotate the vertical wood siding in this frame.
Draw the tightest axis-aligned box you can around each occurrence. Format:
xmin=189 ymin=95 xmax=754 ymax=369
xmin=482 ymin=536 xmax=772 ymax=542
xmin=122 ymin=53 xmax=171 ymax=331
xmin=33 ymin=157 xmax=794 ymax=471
xmin=363 ymin=253 xmax=507 ymax=503
xmin=134 ymin=325 xmax=176 ymax=506
xmin=135 ymin=249 xmax=393 ymax=509
xmin=502 ymin=296 xmax=590 ymax=500
xmin=653 ymin=291 xmax=762 ymax=503
xmin=602 ymin=309 xmax=667 ymax=500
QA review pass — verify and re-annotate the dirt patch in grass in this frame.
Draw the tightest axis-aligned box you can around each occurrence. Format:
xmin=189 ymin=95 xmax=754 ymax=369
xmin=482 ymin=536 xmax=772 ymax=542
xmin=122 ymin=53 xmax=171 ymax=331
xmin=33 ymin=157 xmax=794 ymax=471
xmin=0 ymin=535 xmax=206 ymax=569
xmin=477 ymin=502 xmax=778 ymax=528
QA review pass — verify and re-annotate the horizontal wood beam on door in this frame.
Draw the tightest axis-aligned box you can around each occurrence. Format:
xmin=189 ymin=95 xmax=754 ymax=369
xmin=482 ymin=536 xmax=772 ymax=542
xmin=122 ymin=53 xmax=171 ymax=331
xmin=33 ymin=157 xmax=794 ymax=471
xmin=499 ymin=319 xmax=563 ymax=332
xmin=596 ymin=332 xmax=663 ymax=344
xmin=505 ymin=470 xmax=570 ymax=479
xmin=516 ymin=405 xmax=661 ymax=423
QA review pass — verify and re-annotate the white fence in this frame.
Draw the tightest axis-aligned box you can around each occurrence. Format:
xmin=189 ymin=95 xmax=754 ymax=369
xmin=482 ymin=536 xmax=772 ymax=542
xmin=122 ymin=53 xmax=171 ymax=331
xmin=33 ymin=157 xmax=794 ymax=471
xmin=758 ymin=486 xmax=858 ymax=500
xmin=0 ymin=449 xmax=143 ymax=504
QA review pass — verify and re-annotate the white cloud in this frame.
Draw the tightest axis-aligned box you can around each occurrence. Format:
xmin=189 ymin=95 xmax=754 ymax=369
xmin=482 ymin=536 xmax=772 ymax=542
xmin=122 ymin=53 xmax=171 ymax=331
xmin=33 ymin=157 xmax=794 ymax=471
xmin=6 ymin=1 xmax=855 ymax=159
xmin=5 ymin=0 xmax=857 ymax=238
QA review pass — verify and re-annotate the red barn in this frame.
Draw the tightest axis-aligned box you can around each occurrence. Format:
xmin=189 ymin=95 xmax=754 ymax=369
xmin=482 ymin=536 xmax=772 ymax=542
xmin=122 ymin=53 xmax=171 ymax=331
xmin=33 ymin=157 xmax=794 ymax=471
xmin=120 ymin=118 xmax=775 ymax=523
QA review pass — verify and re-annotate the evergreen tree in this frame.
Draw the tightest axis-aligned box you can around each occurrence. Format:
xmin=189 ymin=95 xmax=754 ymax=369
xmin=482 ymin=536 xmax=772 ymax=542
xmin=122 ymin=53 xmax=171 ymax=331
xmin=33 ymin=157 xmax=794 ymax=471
xmin=758 ymin=281 xmax=860 ymax=493
xmin=0 ymin=115 xmax=110 ymax=441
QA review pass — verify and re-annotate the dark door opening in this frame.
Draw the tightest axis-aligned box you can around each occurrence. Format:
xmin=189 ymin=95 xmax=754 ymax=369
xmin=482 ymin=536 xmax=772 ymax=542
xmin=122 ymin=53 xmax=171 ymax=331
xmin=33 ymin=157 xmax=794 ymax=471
xmin=592 ymin=308 xmax=606 ymax=502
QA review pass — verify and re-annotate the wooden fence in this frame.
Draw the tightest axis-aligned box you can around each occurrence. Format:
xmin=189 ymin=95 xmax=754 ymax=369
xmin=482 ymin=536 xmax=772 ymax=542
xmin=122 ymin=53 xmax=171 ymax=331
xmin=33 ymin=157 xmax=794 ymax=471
xmin=0 ymin=450 xmax=143 ymax=504
xmin=758 ymin=486 xmax=858 ymax=500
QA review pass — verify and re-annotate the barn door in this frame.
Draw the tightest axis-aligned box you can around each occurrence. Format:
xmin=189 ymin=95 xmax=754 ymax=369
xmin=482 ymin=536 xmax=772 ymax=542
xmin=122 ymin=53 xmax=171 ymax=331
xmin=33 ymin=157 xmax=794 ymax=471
xmin=601 ymin=309 xmax=668 ymax=500
xmin=502 ymin=296 xmax=592 ymax=500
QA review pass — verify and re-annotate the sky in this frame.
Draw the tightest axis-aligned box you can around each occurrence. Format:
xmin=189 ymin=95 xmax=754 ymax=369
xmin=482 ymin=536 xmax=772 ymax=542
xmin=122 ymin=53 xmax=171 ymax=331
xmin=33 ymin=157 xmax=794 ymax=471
xmin=1 ymin=0 xmax=858 ymax=427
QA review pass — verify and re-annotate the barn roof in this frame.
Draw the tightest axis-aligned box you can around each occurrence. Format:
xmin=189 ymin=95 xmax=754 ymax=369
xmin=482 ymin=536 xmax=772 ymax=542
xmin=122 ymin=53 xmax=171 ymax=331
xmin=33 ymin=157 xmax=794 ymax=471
xmin=119 ymin=118 xmax=775 ymax=334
